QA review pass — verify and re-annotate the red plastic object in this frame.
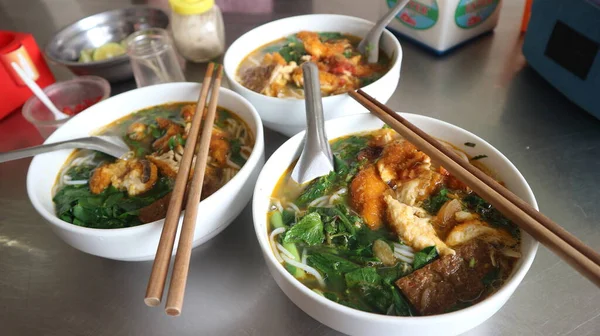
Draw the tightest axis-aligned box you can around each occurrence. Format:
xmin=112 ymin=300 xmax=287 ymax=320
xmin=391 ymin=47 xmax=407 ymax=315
xmin=0 ymin=31 xmax=56 ymax=121
xmin=521 ymin=0 xmax=533 ymax=33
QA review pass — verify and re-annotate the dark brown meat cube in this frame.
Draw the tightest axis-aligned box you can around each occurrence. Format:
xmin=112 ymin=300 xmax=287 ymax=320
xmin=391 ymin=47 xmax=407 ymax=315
xmin=239 ymin=64 xmax=277 ymax=93
xmin=139 ymin=192 xmax=172 ymax=223
xmin=396 ymin=240 xmax=503 ymax=315
xmin=356 ymin=146 xmax=383 ymax=162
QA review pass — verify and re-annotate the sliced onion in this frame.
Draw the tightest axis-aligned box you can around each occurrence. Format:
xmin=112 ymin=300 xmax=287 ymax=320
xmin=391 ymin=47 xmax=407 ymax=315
xmin=281 ymin=254 xmax=326 ymax=288
xmin=393 ymin=252 xmax=413 ymax=264
xmin=393 ymin=244 xmax=415 ymax=257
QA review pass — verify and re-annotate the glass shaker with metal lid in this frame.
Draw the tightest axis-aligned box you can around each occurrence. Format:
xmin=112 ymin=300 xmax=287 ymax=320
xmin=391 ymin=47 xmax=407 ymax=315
xmin=168 ymin=0 xmax=225 ymax=62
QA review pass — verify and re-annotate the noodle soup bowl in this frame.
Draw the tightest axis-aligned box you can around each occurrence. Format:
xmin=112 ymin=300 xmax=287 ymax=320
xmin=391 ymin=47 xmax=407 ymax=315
xmin=252 ymin=113 xmax=538 ymax=335
xmin=224 ymin=14 xmax=402 ymax=137
xmin=27 ymin=82 xmax=264 ymax=261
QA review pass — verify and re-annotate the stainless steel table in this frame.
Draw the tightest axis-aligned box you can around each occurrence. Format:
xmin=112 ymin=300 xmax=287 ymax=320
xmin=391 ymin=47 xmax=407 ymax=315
xmin=1 ymin=1 xmax=599 ymax=335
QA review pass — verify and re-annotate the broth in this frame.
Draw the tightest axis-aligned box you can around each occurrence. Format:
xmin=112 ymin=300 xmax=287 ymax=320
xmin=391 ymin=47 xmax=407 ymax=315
xmin=268 ymin=127 xmax=520 ymax=316
xmin=53 ymin=102 xmax=254 ymax=229
xmin=236 ymin=31 xmax=392 ymax=98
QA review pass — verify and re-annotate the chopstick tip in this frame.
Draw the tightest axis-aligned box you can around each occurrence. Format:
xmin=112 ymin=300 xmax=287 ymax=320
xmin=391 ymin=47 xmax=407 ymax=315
xmin=165 ymin=306 xmax=182 ymax=317
xmin=144 ymin=297 xmax=161 ymax=307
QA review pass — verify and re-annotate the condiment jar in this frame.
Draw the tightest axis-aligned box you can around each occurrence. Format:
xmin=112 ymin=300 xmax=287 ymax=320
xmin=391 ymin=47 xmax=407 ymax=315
xmin=168 ymin=0 xmax=225 ymax=62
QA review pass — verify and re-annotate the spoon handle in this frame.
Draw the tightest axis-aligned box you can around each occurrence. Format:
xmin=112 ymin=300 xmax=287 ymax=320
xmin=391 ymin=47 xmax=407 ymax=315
xmin=374 ymin=0 xmax=410 ymax=34
xmin=303 ymin=62 xmax=332 ymax=160
xmin=359 ymin=0 xmax=410 ymax=63
xmin=0 ymin=138 xmax=124 ymax=163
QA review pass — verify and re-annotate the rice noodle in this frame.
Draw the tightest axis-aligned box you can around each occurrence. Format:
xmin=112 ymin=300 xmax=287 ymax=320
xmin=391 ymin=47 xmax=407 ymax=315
xmin=226 ymin=157 xmax=241 ymax=169
xmin=328 ymin=194 xmax=340 ymax=205
xmin=277 ymin=243 xmax=295 ymax=260
xmin=269 ymin=227 xmax=286 ymax=263
xmin=287 ymin=202 xmax=300 ymax=214
xmin=281 ymin=254 xmax=326 ymax=288
xmin=308 ymin=195 xmax=329 ymax=208
xmin=63 ymin=180 xmax=88 ymax=185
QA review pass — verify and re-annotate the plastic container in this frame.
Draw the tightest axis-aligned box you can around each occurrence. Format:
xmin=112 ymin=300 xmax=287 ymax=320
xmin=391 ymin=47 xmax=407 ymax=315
xmin=0 ymin=30 xmax=55 ymax=120
xmin=22 ymin=76 xmax=110 ymax=139
xmin=169 ymin=0 xmax=225 ymax=62
xmin=383 ymin=0 xmax=503 ymax=54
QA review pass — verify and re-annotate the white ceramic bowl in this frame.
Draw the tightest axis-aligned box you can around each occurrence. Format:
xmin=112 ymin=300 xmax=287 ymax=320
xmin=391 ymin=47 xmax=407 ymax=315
xmin=224 ymin=14 xmax=402 ymax=137
xmin=252 ymin=113 xmax=538 ymax=336
xmin=27 ymin=83 xmax=265 ymax=261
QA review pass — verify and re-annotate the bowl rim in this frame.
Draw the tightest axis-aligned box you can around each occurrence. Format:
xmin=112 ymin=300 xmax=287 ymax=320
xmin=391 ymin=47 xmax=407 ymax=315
xmin=252 ymin=112 xmax=539 ymax=323
xmin=21 ymin=75 xmax=111 ymax=127
xmin=223 ymin=13 xmax=402 ymax=102
xmin=27 ymin=82 xmax=264 ymax=237
xmin=44 ymin=5 xmax=169 ymax=67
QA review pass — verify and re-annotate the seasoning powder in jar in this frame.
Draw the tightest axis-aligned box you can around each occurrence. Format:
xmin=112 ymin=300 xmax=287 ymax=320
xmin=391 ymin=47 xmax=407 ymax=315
xmin=169 ymin=0 xmax=225 ymax=62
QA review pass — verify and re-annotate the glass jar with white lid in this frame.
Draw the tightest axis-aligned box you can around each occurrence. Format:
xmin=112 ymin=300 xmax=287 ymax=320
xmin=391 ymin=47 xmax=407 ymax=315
xmin=168 ymin=0 xmax=225 ymax=62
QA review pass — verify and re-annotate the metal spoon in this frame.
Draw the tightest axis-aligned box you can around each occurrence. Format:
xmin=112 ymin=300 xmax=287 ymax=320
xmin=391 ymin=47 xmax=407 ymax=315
xmin=0 ymin=136 xmax=130 ymax=163
xmin=357 ymin=0 xmax=410 ymax=63
xmin=291 ymin=62 xmax=334 ymax=184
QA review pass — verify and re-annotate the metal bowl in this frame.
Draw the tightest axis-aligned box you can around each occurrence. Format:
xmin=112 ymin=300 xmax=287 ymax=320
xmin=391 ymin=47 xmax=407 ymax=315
xmin=45 ymin=6 xmax=169 ymax=83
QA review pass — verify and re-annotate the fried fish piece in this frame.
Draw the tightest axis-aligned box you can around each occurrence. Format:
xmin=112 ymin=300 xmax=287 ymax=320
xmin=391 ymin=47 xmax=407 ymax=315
xmin=349 ymin=165 xmax=389 ymax=230
xmin=384 ymin=194 xmax=455 ymax=256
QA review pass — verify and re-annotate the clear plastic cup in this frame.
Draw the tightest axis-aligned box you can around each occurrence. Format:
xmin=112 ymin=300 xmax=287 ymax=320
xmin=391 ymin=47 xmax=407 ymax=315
xmin=126 ymin=28 xmax=185 ymax=88
xmin=21 ymin=76 xmax=110 ymax=139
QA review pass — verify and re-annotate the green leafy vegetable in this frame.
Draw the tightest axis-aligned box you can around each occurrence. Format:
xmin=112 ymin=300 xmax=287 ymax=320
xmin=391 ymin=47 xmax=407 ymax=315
xmin=464 ymin=142 xmax=476 ymax=147
xmin=297 ymin=136 xmax=370 ymax=206
xmin=270 ymin=211 xmax=305 ymax=278
xmin=281 ymin=209 xmax=296 ymax=226
xmin=377 ymin=263 xmax=412 ymax=285
xmin=359 ymin=73 xmax=383 ymax=87
xmin=215 ymin=108 xmax=233 ymax=128
xmin=422 ymin=188 xmax=449 ymax=215
xmin=463 ymin=194 xmax=520 ymax=237
xmin=278 ymin=35 xmax=306 ymax=63
xmin=343 ymin=50 xmax=353 ymax=58
xmin=471 ymin=154 xmax=488 ymax=160
xmin=54 ymin=177 xmax=172 ymax=229
xmin=331 ymin=136 xmax=368 ymax=162
xmin=229 ymin=138 xmax=247 ymax=167
xmin=318 ymin=32 xmax=344 ymax=42
xmin=296 ymin=171 xmax=337 ymax=206
xmin=345 ymin=267 xmax=381 ymax=288
xmin=413 ymin=246 xmax=439 ymax=270
xmin=64 ymin=164 xmax=96 ymax=180
xmin=283 ymin=212 xmax=325 ymax=246
xmin=482 ymin=267 xmax=500 ymax=286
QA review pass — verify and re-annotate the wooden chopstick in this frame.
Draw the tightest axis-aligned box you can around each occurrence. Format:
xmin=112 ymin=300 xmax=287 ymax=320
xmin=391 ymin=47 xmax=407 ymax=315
xmin=165 ymin=65 xmax=224 ymax=316
xmin=145 ymin=63 xmax=216 ymax=307
xmin=349 ymin=89 xmax=600 ymax=287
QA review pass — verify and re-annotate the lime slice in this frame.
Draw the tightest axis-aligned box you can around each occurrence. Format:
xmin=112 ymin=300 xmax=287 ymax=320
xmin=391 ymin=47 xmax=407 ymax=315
xmin=78 ymin=49 xmax=93 ymax=63
xmin=92 ymin=42 xmax=126 ymax=61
